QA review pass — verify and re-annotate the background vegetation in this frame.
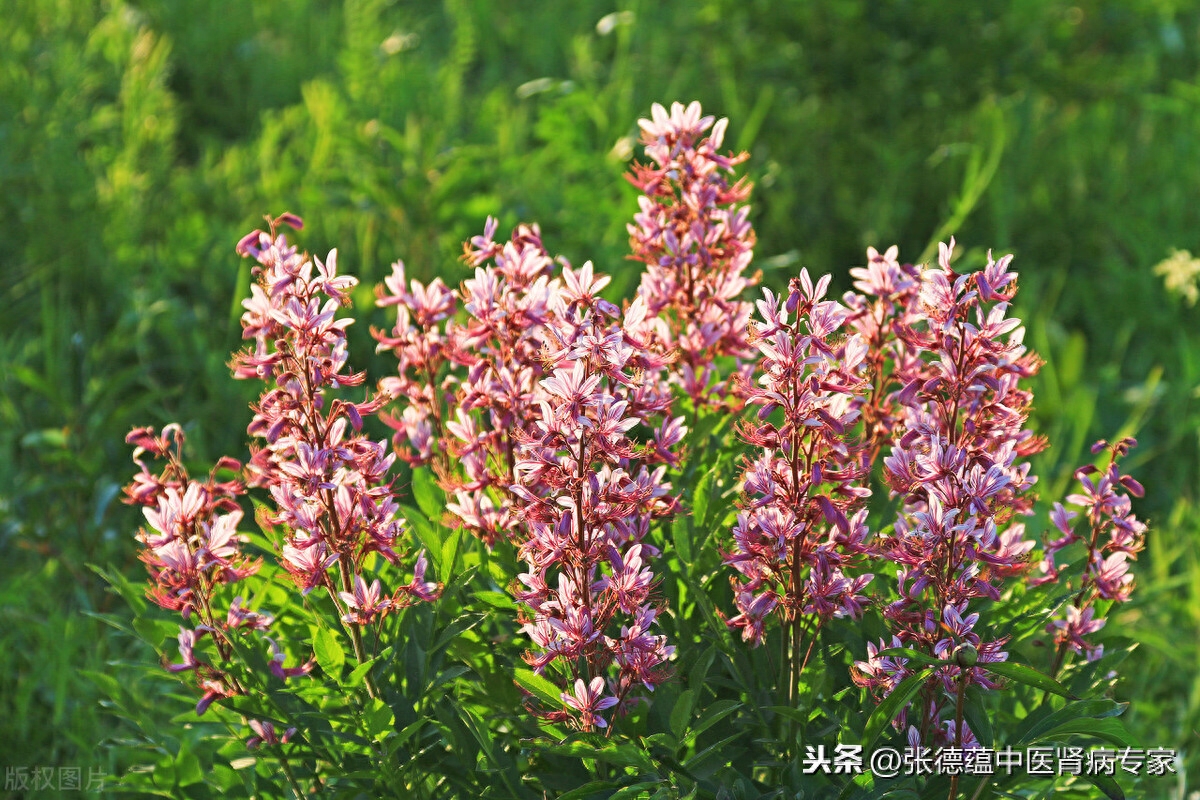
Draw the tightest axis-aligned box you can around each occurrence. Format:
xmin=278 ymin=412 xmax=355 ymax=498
xmin=2 ymin=0 xmax=1199 ymax=795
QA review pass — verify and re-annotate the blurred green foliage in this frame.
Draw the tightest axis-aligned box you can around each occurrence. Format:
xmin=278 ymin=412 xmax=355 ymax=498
xmin=2 ymin=0 xmax=1200 ymax=793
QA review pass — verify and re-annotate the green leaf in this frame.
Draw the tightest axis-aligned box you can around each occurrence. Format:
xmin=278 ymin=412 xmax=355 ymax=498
xmin=431 ymin=613 xmax=484 ymax=654
xmin=643 ymin=732 xmax=678 ymax=752
xmin=133 ymin=617 xmax=178 ymax=648
xmin=429 ymin=665 xmax=470 ymax=692
xmin=683 ymin=732 xmax=742 ymax=774
xmin=344 ymin=649 xmax=392 ymax=689
xmin=1067 ymin=641 xmax=1137 ymax=696
xmin=961 ymin=685 xmax=994 ymax=748
xmin=1017 ymin=699 xmax=1127 ymax=744
xmin=443 ymin=564 xmax=479 ymax=596
xmin=688 ymin=700 xmax=741 ymax=740
xmin=980 ymin=660 xmax=1078 ymax=699
xmin=312 ymin=627 xmax=345 ymax=678
xmin=513 ymin=668 xmax=562 ymax=708
xmin=544 ymin=740 xmax=656 ymax=772
xmin=175 ymin=748 xmax=202 ymax=787
xmin=673 ymin=516 xmax=693 ymax=566
xmin=153 ymin=754 xmax=177 ymax=788
xmin=474 ymin=590 xmax=516 ymax=610
xmin=229 ymin=259 xmax=251 ymax=327
xmin=20 ymin=427 xmax=68 ymax=448
xmin=555 ymin=780 xmax=618 ymax=800
xmin=439 ymin=524 xmax=462 ymax=582
xmin=669 ymin=689 xmax=696 ymax=739
xmin=836 ymin=770 xmax=875 ymax=800
xmin=688 ymin=646 xmax=716 ymax=693
xmin=861 ymin=668 xmax=934 ymax=753
xmin=454 ymin=702 xmax=498 ymax=765
xmin=404 ymin=504 xmax=442 ymax=549
xmin=411 ymin=468 xmax=444 ymax=522
xmin=685 ymin=575 xmax=736 ymax=650
xmin=1028 ymin=717 xmax=1139 ymax=750
xmin=80 ymin=669 xmax=123 ymax=700
xmin=611 ymin=781 xmax=664 ymax=799
xmin=88 ymin=563 xmax=147 ymax=615
xmin=763 ymin=705 xmax=809 ymax=723
xmin=390 ymin=719 xmax=427 ymax=751
xmin=597 ymin=743 xmax=662 ymax=777
xmin=693 ymin=466 xmax=715 ymax=531
xmin=364 ymin=698 xmax=394 ymax=741
xmin=1080 ymin=771 xmax=1126 ymax=800
xmin=83 ymin=611 xmax=136 ymax=638
xmin=876 ymin=648 xmax=953 ymax=669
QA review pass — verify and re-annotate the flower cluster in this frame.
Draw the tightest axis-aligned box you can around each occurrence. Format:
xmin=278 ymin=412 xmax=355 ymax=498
xmin=628 ymin=101 xmax=758 ymax=406
xmin=447 ymin=221 xmax=569 ymax=543
xmin=722 ymin=270 xmax=874 ymax=670
xmin=371 ymin=256 xmax=457 ymax=470
xmin=507 ymin=262 xmax=683 ymax=731
xmin=123 ymin=424 xmax=306 ymax=714
xmin=853 ymin=240 xmax=1047 ymax=747
xmin=374 ymin=220 xmax=568 ymax=544
xmin=1035 ymin=438 xmax=1146 ymax=664
xmin=232 ymin=213 xmax=438 ymax=632
xmin=376 ymin=219 xmax=682 ymax=550
xmin=114 ymin=102 xmax=1160 ymax=796
xmin=841 ymin=245 xmax=928 ymax=463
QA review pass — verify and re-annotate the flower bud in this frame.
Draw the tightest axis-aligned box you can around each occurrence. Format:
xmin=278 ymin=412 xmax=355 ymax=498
xmin=953 ymin=644 xmax=978 ymax=667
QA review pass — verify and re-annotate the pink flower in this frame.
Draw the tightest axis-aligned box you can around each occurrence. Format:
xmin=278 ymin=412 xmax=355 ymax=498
xmin=398 ymin=552 xmax=441 ymax=604
xmin=246 ymin=719 xmax=297 ymax=749
xmin=596 ymin=544 xmax=654 ymax=614
xmin=196 ymin=679 xmax=235 ymax=716
xmin=282 ymin=540 xmax=338 ymax=595
xmin=726 ymin=591 xmax=778 ymax=646
xmin=339 ymin=576 xmax=393 ymax=625
xmin=374 ymin=214 xmax=682 ymax=563
xmin=226 ymin=597 xmax=274 ymax=631
xmin=376 ymin=220 xmax=578 ymax=548
xmin=560 ymin=677 xmax=619 ymax=732
xmin=1049 ymin=606 xmax=1107 ymax=662
xmin=841 ymin=245 xmax=928 ymax=464
xmin=167 ymin=628 xmax=201 ymax=673
xmin=1092 ymin=551 xmax=1135 ymax=601
xmin=267 ymin=638 xmax=315 ymax=681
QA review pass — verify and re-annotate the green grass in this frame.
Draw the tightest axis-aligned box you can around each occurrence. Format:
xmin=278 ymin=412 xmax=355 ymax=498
xmin=3 ymin=0 xmax=1199 ymax=794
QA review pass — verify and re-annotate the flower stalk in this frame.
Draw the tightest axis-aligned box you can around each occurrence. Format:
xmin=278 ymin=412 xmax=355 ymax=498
xmin=629 ymin=101 xmax=759 ymax=408
xmin=723 ymin=269 xmax=875 ymax=724
xmin=507 ymin=262 xmax=682 ymax=731
xmin=853 ymin=239 xmax=1046 ymax=747
xmin=1035 ymin=437 xmax=1146 ymax=677
xmin=232 ymin=213 xmax=439 ymax=693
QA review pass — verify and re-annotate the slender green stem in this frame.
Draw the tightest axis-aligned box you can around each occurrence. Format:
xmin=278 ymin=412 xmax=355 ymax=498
xmin=336 ymin=559 xmax=380 ymax=700
xmin=947 ymin=673 xmax=967 ymax=800
xmin=1043 ymin=518 xmax=1105 ymax=700
xmin=778 ymin=620 xmax=789 ymax=708
xmin=789 ymin=611 xmax=801 ymax=757
xmin=797 ymin=616 xmax=824 ymax=679
xmin=280 ymin=754 xmax=305 ymax=799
